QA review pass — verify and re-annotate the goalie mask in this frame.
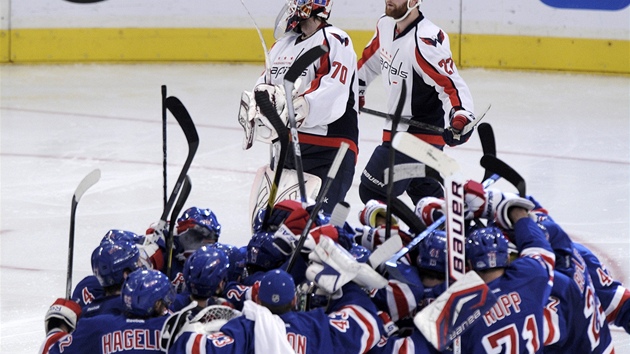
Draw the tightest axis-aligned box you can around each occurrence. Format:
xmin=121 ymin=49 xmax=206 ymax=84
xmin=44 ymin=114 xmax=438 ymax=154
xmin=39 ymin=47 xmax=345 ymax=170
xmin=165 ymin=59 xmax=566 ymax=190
xmin=277 ymin=0 xmax=333 ymax=36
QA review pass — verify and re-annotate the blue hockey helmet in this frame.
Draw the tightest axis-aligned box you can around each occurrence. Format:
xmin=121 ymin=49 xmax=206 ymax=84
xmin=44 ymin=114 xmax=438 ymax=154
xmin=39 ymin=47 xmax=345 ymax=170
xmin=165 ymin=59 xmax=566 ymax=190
xmin=208 ymin=243 xmax=247 ymax=283
xmin=246 ymin=231 xmax=288 ymax=271
xmin=349 ymin=243 xmax=371 ymax=263
xmin=176 ymin=207 xmax=221 ymax=241
xmin=101 ymin=229 xmax=144 ymax=245
xmin=91 ymin=239 xmax=142 ymax=287
xmin=184 ymin=246 xmax=230 ymax=298
xmin=466 ymin=226 xmax=510 ymax=271
xmin=122 ymin=269 xmax=175 ymax=318
xmin=416 ymin=230 xmax=447 ymax=274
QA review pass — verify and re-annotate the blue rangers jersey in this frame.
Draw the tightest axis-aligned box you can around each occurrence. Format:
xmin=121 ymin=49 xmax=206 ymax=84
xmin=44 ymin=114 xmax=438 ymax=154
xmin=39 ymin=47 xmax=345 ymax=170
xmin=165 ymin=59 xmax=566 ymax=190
xmin=72 ymin=275 xmax=104 ymax=309
xmin=40 ymin=314 xmax=168 ymax=354
xmin=544 ymin=270 xmax=615 ymax=354
xmin=358 ymin=10 xmax=474 ymax=146
xmin=575 ymin=242 xmax=630 ymax=334
xmin=169 ymin=283 xmax=382 ymax=354
xmin=458 ymin=217 xmax=555 ymax=353
xmin=255 ymin=24 xmax=359 ymax=158
xmin=536 ymin=214 xmax=615 ymax=353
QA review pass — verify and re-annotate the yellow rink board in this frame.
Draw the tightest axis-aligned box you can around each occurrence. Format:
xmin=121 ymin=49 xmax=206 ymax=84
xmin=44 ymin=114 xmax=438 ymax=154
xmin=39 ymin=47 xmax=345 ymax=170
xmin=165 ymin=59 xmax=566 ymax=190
xmin=1 ymin=27 xmax=628 ymax=74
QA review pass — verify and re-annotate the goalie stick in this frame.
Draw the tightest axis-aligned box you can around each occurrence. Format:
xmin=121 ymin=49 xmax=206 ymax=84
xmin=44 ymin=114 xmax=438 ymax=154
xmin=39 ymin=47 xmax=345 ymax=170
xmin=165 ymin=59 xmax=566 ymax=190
xmin=414 ymin=270 xmax=497 ymax=351
xmin=286 ymin=141 xmax=350 ymax=273
xmin=254 ymin=90 xmax=290 ymax=229
xmin=283 ymin=44 xmax=329 ymax=207
xmin=66 ymin=168 xmax=101 ymax=299
xmin=384 ymin=133 xmax=504 ymax=284
xmin=166 ymin=175 xmax=192 ymax=279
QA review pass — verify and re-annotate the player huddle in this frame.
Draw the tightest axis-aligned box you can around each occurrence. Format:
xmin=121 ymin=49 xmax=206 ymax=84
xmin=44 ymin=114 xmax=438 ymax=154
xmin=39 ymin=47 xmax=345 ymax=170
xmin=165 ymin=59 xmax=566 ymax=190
xmin=41 ymin=0 xmax=628 ymax=353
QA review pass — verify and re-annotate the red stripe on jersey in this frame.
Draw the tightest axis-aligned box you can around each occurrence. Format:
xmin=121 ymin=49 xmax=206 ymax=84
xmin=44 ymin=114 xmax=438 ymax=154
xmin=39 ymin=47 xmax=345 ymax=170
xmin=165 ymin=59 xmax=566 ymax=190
xmin=192 ymin=333 xmax=203 ymax=354
xmin=382 ymin=130 xmax=444 ymax=146
xmin=342 ymin=305 xmax=379 ymax=351
xmin=304 ymin=39 xmax=330 ymax=95
xmin=390 ymin=282 xmax=411 ymax=320
xmin=607 ymin=288 xmax=630 ymax=323
xmin=414 ymin=48 xmax=463 ymax=109
xmin=358 ymin=28 xmax=380 ymax=69
xmin=40 ymin=331 xmax=68 ymax=354
xmin=297 ymin=133 xmax=358 ymax=162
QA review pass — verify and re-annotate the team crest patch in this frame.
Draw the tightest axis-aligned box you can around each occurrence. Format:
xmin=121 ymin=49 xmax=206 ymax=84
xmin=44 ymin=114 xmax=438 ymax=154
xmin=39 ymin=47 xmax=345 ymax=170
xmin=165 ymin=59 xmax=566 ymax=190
xmin=420 ymin=30 xmax=445 ymax=47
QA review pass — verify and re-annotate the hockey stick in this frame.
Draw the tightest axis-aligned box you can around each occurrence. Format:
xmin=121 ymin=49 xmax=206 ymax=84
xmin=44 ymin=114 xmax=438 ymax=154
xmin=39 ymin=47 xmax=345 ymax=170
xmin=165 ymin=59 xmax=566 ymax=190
xmin=414 ymin=270 xmax=497 ymax=351
xmin=239 ymin=0 xmax=271 ymax=82
xmin=283 ymin=44 xmax=329 ymax=207
xmin=254 ymin=90 xmax=290 ymax=229
xmin=360 ymin=107 xmax=444 ymax=133
xmin=480 ymin=155 xmax=526 ymax=197
xmin=66 ymin=169 xmax=101 ymax=299
xmin=162 ymin=85 xmax=168 ymax=210
xmin=153 ymin=96 xmax=199 ymax=262
xmin=385 ymin=81 xmax=406 ymax=240
xmin=286 ymin=142 xmax=350 ymax=273
xmin=166 ymin=175 xmax=192 ymax=279
xmin=477 ymin=123 xmax=496 ymax=181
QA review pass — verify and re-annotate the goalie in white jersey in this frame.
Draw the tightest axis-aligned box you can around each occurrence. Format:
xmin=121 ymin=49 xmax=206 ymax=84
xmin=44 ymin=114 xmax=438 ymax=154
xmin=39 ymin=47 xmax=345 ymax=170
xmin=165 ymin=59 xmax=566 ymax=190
xmin=357 ymin=0 xmax=477 ymax=206
xmin=240 ymin=0 xmax=359 ymax=215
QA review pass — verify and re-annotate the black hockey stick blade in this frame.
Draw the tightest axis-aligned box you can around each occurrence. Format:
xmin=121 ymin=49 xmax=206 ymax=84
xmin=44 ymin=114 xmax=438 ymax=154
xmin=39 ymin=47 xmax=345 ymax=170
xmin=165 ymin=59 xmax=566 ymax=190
xmin=67 ymin=168 xmax=101 ymax=299
xmin=161 ymin=96 xmax=199 ymax=223
xmin=389 ymin=197 xmax=425 ymax=235
xmin=284 ymin=45 xmax=329 ymax=84
xmin=480 ymin=155 xmax=526 ymax=197
xmin=166 ymin=175 xmax=192 ymax=279
xmin=360 ymin=107 xmax=444 ymax=133
xmin=477 ymin=123 xmax=496 ymax=181
xmin=254 ymin=90 xmax=290 ymax=229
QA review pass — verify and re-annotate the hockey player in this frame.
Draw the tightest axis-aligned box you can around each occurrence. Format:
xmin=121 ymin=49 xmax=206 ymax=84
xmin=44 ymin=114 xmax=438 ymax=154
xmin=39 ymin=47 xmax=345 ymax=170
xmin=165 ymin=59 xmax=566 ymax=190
xmin=170 ymin=245 xmax=232 ymax=314
xmin=72 ymin=229 xmax=162 ymax=310
xmin=167 ymin=268 xmax=383 ymax=354
xmin=357 ymin=0 xmax=476 ymax=206
xmin=239 ymin=0 xmax=359 ymax=215
xmin=40 ymin=268 xmax=175 ymax=354
xmin=82 ymin=238 xmax=143 ymax=318
xmin=459 ymin=194 xmax=555 ymax=353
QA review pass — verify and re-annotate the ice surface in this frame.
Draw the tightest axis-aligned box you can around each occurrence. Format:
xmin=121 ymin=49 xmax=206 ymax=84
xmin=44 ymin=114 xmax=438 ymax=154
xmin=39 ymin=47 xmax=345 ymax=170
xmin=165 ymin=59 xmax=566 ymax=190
xmin=1 ymin=62 xmax=628 ymax=352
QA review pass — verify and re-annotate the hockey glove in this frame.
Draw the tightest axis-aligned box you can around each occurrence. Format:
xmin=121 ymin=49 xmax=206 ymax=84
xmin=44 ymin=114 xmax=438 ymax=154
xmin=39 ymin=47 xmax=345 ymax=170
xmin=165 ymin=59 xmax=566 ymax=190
xmin=306 ymin=236 xmax=360 ymax=294
xmin=414 ymin=196 xmax=445 ymax=226
xmin=267 ymin=199 xmax=310 ymax=233
xmin=45 ymin=298 xmax=82 ymax=334
xmin=443 ymin=109 xmax=476 ymax=146
xmin=463 ymin=180 xmax=487 ymax=219
xmin=358 ymin=199 xmax=398 ymax=228
xmin=494 ymin=192 xmax=536 ymax=230
xmin=353 ymin=225 xmax=399 ymax=252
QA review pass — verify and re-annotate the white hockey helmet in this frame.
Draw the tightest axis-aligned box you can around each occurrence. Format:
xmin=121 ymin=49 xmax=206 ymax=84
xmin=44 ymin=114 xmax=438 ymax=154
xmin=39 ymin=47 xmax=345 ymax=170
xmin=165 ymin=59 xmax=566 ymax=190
xmin=277 ymin=0 xmax=333 ymax=36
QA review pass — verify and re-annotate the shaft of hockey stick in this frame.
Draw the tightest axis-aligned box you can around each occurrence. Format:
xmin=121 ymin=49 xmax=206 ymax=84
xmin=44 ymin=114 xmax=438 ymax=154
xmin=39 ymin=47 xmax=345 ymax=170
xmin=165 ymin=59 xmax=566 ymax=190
xmin=166 ymin=175 xmax=192 ymax=279
xmin=386 ymin=81 xmax=407 ymax=240
xmin=239 ymin=0 xmax=271 ymax=82
xmin=66 ymin=168 xmax=101 ymax=299
xmin=384 ymin=173 xmax=501 ymax=284
xmin=162 ymin=85 xmax=168 ymax=210
xmin=283 ymin=44 xmax=329 ymax=207
xmin=159 ymin=97 xmax=199 ymax=224
xmin=285 ymin=142 xmax=349 ymax=273
xmin=480 ymin=155 xmax=526 ymax=197
xmin=255 ymin=90 xmax=290 ymax=229
xmin=360 ymin=107 xmax=444 ymax=133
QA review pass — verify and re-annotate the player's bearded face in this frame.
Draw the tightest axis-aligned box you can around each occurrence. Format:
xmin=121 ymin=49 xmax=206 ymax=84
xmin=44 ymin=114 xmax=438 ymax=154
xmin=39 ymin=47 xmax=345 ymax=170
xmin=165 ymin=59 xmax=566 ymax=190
xmin=385 ymin=1 xmax=408 ymax=19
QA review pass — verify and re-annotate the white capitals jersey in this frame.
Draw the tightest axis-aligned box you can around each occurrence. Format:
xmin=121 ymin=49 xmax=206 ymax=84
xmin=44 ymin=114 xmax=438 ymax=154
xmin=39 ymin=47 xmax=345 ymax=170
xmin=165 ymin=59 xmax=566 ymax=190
xmin=358 ymin=11 xmax=474 ymax=146
xmin=255 ymin=24 xmax=359 ymax=155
